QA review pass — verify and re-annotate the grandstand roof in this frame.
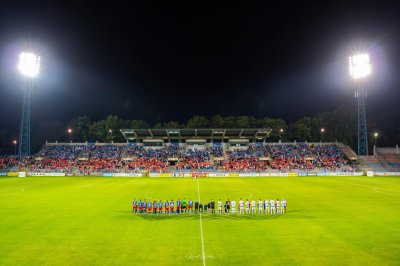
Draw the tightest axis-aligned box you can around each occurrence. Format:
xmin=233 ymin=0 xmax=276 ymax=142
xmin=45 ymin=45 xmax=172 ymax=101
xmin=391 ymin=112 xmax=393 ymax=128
xmin=120 ymin=128 xmax=272 ymax=141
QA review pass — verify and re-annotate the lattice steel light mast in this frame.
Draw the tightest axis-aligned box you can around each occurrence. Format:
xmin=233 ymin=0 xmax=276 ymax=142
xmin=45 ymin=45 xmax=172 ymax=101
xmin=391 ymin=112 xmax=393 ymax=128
xmin=349 ymin=53 xmax=371 ymax=156
xmin=17 ymin=52 xmax=40 ymax=159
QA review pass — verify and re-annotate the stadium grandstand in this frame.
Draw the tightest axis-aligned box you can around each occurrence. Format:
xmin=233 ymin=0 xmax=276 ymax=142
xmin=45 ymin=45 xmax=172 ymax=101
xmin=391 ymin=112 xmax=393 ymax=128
xmin=0 ymin=128 xmax=371 ymax=176
xmin=360 ymin=145 xmax=400 ymax=173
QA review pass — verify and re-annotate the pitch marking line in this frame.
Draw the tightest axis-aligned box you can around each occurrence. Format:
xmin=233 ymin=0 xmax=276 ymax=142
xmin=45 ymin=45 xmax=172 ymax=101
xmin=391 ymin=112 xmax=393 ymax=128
xmin=197 ymin=179 xmax=206 ymax=266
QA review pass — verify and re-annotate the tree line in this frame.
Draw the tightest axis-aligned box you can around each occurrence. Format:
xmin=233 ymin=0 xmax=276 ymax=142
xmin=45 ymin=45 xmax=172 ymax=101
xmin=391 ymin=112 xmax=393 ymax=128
xmin=0 ymin=104 xmax=399 ymax=154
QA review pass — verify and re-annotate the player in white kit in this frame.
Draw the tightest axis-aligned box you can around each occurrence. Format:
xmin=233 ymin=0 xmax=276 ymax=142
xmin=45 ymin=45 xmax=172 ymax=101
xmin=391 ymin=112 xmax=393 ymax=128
xmin=245 ymin=199 xmax=250 ymax=214
xmin=264 ymin=199 xmax=269 ymax=214
xmin=217 ymin=199 xmax=223 ymax=214
xmin=276 ymin=199 xmax=280 ymax=214
xmin=281 ymin=198 xmax=287 ymax=213
xmin=231 ymin=200 xmax=236 ymax=213
xmin=239 ymin=198 xmax=244 ymax=214
xmin=251 ymin=200 xmax=256 ymax=214
xmin=270 ymin=198 xmax=275 ymax=214
xmin=257 ymin=199 xmax=263 ymax=214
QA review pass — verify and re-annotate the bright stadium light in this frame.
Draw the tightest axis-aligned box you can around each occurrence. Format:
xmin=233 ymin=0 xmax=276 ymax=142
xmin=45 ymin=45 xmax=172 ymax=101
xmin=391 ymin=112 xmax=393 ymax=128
xmin=18 ymin=52 xmax=40 ymax=78
xmin=349 ymin=53 xmax=371 ymax=79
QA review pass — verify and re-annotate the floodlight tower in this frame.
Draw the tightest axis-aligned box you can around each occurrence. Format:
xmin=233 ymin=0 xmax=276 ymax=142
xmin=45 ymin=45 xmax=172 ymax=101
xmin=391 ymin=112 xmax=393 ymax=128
xmin=349 ymin=53 xmax=371 ymax=156
xmin=17 ymin=52 xmax=40 ymax=159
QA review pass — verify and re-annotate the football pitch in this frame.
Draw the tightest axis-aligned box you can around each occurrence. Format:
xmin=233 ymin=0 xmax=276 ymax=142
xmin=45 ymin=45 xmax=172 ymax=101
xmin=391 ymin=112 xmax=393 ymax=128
xmin=0 ymin=176 xmax=399 ymax=266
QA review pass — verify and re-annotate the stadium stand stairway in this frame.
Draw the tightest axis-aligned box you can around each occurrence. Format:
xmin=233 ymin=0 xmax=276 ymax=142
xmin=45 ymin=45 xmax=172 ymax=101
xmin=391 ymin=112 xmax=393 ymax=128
xmin=338 ymin=144 xmax=358 ymax=161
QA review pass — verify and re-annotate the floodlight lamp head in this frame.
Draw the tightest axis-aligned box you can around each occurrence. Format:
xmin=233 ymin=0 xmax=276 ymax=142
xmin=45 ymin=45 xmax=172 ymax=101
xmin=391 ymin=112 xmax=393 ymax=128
xmin=349 ymin=53 xmax=371 ymax=79
xmin=18 ymin=52 xmax=40 ymax=78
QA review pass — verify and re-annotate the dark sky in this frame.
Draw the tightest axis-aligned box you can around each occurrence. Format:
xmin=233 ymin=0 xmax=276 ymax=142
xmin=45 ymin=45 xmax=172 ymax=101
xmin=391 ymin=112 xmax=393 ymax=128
xmin=1 ymin=0 xmax=399 ymax=131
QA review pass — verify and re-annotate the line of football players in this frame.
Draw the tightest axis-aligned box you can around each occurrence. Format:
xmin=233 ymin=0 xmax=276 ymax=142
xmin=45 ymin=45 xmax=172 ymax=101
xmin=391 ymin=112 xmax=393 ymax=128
xmin=132 ymin=198 xmax=287 ymax=214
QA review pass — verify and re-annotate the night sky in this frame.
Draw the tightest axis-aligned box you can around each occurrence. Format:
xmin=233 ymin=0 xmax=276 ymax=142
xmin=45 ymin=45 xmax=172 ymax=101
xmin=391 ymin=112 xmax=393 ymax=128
xmin=1 ymin=1 xmax=400 ymax=130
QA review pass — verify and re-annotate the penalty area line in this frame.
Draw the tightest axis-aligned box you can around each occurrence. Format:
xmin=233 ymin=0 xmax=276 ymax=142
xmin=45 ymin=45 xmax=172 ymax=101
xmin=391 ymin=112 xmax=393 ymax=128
xmin=197 ymin=179 xmax=206 ymax=266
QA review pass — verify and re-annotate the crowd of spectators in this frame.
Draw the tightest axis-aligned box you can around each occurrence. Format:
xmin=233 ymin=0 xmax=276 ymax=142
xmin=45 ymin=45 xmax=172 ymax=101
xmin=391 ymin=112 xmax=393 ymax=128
xmin=28 ymin=158 xmax=74 ymax=173
xmin=0 ymin=143 xmax=354 ymax=173
xmin=228 ymin=144 xmax=269 ymax=160
xmin=89 ymin=145 xmax=122 ymax=158
xmin=77 ymin=158 xmax=122 ymax=173
xmin=208 ymin=145 xmax=224 ymax=157
xmin=37 ymin=145 xmax=89 ymax=160
xmin=223 ymin=158 xmax=268 ymax=172
xmin=0 ymin=156 xmax=18 ymax=170
xmin=267 ymin=143 xmax=351 ymax=171
xmin=124 ymin=145 xmax=182 ymax=159
xmin=175 ymin=148 xmax=215 ymax=171
xmin=125 ymin=158 xmax=169 ymax=172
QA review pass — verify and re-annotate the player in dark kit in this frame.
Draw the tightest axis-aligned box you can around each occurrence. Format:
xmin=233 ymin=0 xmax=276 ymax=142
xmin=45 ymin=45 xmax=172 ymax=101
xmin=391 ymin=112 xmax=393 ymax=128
xmin=194 ymin=201 xmax=199 ymax=213
xmin=210 ymin=200 xmax=215 ymax=214
xmin=199 ymin=202 xmax=203 ymax=213
xmin=226 ymin=199 xmax=231 ymax=213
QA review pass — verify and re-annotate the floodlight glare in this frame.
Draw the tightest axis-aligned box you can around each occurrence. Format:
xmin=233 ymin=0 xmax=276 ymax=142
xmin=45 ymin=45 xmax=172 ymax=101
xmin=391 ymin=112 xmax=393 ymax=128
xmin=349 ymin=53 xmax=371 ymax=79
xmin=18 ymin=52 xmax=40 ymax=77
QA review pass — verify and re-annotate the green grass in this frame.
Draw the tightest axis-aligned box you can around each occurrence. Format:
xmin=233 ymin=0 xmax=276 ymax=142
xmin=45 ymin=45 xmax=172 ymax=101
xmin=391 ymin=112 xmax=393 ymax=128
xmin=0 ymin=176 xmax=399 ymax=266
